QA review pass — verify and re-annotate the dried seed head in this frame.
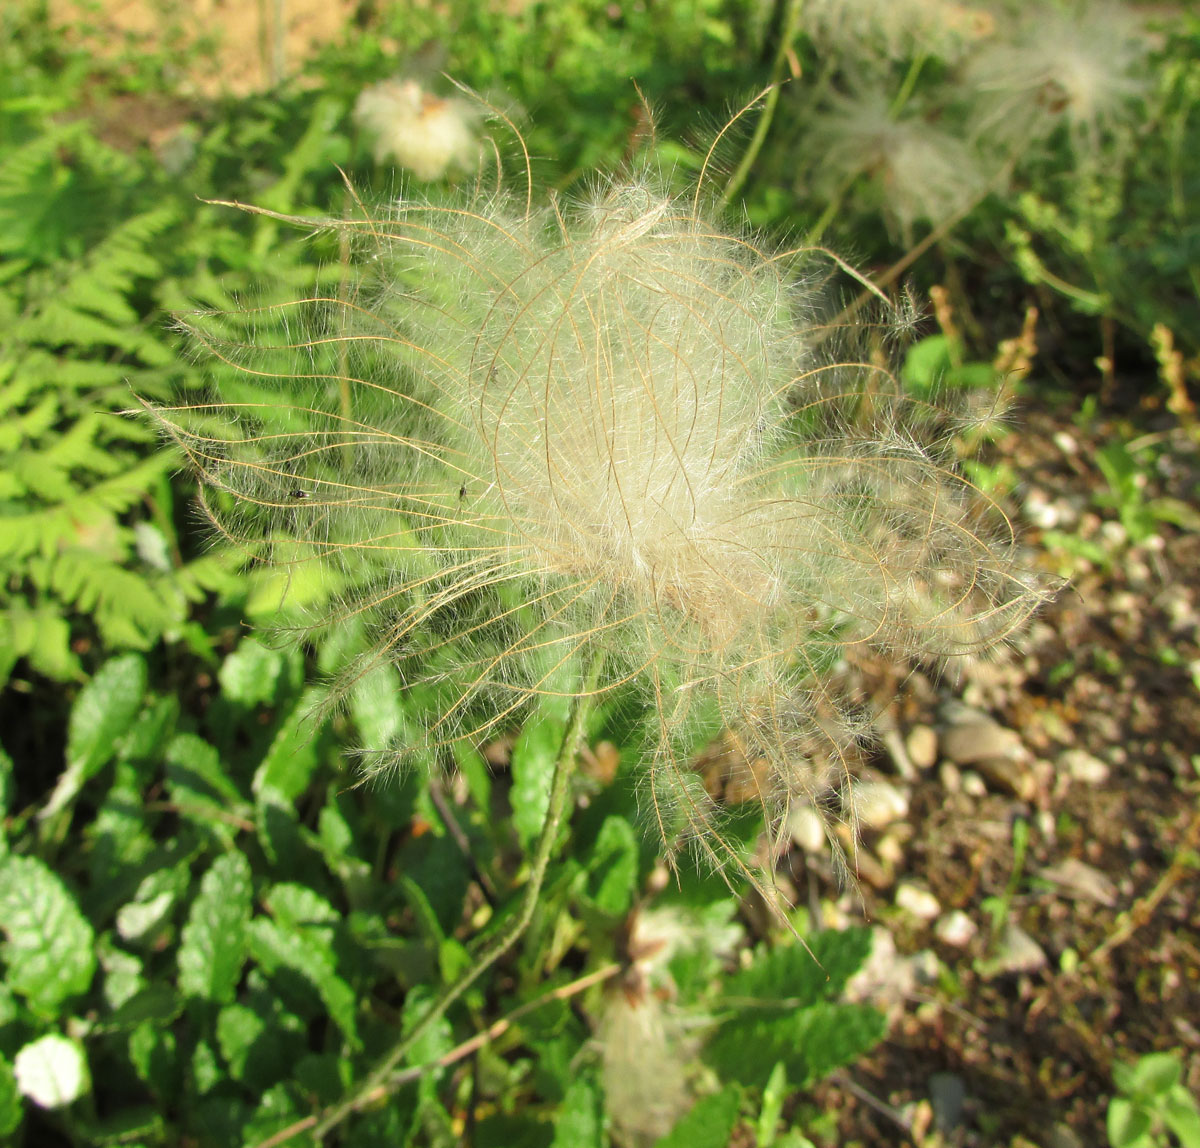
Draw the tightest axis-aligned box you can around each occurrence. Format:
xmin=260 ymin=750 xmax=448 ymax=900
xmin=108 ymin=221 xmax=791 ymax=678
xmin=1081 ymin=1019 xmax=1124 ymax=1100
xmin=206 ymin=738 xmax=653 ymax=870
xmin=153 ymin=122 xmax=1051 ymax=883
xmin=354 ymin=78 xmax=480 ymax=180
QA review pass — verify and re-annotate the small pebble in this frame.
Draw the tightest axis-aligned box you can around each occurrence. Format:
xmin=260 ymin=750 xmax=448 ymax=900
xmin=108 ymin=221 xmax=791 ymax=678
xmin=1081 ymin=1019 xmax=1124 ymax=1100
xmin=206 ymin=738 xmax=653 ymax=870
xmin=975 ymin=754 xmax=1037 ymax=801
xmin=1052 ymin=431 xmax=1078 ymax=455
xmin=896 ymin=883 xmax=941 ymax=920
xmin=906 ymin=724 xmax=939 ymax=770
xmin=978 ymin=922 xmax=1048 ymax=978
xmin=962 ymin=771 xmax=988 ymax=798
xmin=941 ymin=718 xmax=1024 ymax=766
xmin=854 ymin=779 xmax=910 ymax=830
xmin=877 ymin=833 xmax=905 ymax=867
xmin=1058 ymin=748 xmax=1110 ymax=785
xmin=786 ymin=804 xmax=826 ymax=853
xmin=1039 ymin=857 xmax=1118 ymax=907
xmin=935 ymin=910 xmax=977 ymax=947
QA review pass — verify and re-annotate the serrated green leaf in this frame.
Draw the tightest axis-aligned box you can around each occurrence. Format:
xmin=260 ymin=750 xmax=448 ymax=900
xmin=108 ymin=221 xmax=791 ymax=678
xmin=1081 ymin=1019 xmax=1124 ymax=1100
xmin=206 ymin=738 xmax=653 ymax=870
xmin=0 ymin=854 xmax=96 ymax=1015
xmin=655 ymin=1084 xmax=741 ymax=1148
xmin=401 ymin=985 xmax=453 ymax=1071
xmin=103 ymin=983 xmax=184 ymax=1034
xmin=350 ymin=663 xmax=406 ymax=750
xmin=216 ymin=1003 xmax=265 ymax=1083
xmin=243 ymin=1082 xmax=311 ymax=1147
xmin=116 ymin=861 xmax=192 ymax=943
xmin=248 ymin=918 xmax=360 ymax=1049
xmin=253 ymin=690 xmax=326 ymax=804
xmin=128 ymin=1021 xmax=176 ymax=1099
xmin=177 ymin=852 xmax=252 ymax=1004
xmin=219 ymin=637 xmax=287 ymax=707
xmin=191 ymin=1039 xmax=222 ymax=1095
xmin=0 ymin=1054 xmax=20 ymax=1137
xmin=164 ymin=733 xmax=248 ymax=842
xmin=41 ymin=653 xmax=147 ymax=819
xmin=98 ymin=936 xmax=145 ymax=1010
xmin=118 ymin=694 xmax=179 ymax=768
xmin=707 ymin=1002 xmax=885 ymax=1090
xmin=551 ymin=1077 xmax=602 ymax=1148
xmin=12 ymin=1033 xmax=90 ymax=1108
xmin=264 ymin=883 xmax=339 ymax=933
xmin=510 ymin=717 xmax=565 ymax=851
xmin=584 ymin=816 xmax=639 ymax=916
xmin=723 ymin=927 xmax=872 ymax=1008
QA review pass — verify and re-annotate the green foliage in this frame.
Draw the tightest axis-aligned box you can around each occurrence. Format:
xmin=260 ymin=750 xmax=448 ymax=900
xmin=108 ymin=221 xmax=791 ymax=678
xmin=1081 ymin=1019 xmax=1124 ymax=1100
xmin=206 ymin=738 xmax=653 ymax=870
xmin=1107 ymin=1052 xmax=1200 ymax=1148
xmin=7 ymin=0 xmax=1190 ymax=1144
xmin=0 ymin=854 xmax=96 ymax=1016
xmin=655 ymin=1085 xmax=742 ymax=1148
xmin=707 ymin=929 xmax=885 ymax=1090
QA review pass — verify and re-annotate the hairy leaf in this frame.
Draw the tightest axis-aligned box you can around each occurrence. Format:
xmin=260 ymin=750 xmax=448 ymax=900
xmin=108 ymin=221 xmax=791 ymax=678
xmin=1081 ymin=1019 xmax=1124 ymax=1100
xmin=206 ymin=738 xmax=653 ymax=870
xmin=0 ymin=854 xmax=96 ymax=1015
xmin=177 ymin=852 xmax=252 ymax=1004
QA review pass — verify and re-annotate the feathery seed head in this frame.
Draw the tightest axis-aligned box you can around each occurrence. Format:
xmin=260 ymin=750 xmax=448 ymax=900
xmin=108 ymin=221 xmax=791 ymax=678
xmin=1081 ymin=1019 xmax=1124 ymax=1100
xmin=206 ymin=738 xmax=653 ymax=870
xmin=965 ymin=2 xmax=1151 ymax=156
xmin=802 ymin=0 xmax=995 ymax=62
xmin=155 ymin=131 xmax=1050 ymax=881
xmin=806 ymin=88 xmax=986 ymax=235
xmin=354 ymin=78 xmax=480 ymax=180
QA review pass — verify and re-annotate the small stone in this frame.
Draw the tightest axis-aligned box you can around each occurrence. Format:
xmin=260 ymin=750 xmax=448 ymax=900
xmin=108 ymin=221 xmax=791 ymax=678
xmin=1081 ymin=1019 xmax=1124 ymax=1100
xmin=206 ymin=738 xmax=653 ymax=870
xmin=1039 ymin=858 xmax=1118 ymax=907
xmin=1052 ymin=431 xmax=1078 ymax=455
xmin=962 ymin=771 xmax=988 ymax=798
xmin=935 ymin=910 xmax=977 ymax=947
xmin=896 ymin=883 xmax=941 ymax=920
xmin=975 ymin=754 xmax=1037 ymax=801
xmin=939 ymin=761 xmax=962 ymax=793
xmin=929 ymin=1072 xmax=967 ymax=1133
xmin=1058 ymin=748 xmax=1110 ymax=785
xmin=786 ymin=803 xmax=826 ymax=853
xmin=853 ymin=779 xmax=910 ymax=829
xmin=1047 ymin=1125 xmax=1086 ymax=1148
xmin=978 ymin=922 xmax=1048 ymax=978
xmin=876 ymin=833 xmax=905 ymax=866
xmin=906 ymin=724 xmax=938 ymax=770
xmin=941 ymin=717 xmax=1024 ymax=766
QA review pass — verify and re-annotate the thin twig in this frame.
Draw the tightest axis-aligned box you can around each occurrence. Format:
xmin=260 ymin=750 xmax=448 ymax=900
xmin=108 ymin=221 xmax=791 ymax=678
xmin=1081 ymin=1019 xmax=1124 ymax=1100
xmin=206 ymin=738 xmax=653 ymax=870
xmin=251 ymin=962 xmax=621 ymax=1148
xmin=829 ymin=1070 xmax=913 ymax=1132
xmin=1084 ymin=804 xmax=1200 ymax=967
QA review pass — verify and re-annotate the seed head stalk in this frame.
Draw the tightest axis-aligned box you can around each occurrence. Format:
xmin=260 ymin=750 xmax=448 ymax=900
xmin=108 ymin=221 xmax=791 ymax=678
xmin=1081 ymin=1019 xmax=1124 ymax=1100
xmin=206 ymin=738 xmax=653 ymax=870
xmin=311 ymin=650 xmax=603 ymax=1141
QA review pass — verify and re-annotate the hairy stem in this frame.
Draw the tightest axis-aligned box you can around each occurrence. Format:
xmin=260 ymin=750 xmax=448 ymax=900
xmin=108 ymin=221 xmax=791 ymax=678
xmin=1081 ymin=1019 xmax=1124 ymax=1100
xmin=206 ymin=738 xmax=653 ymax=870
xmin=311 ymin=653 xmax=604 ymax=1142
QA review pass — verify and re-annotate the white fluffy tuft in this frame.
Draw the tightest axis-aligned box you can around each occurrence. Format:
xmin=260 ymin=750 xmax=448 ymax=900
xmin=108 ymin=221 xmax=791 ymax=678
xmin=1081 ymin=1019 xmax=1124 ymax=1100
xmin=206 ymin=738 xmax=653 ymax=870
xmin=154 ymin=145 xmax=1051 ymax=883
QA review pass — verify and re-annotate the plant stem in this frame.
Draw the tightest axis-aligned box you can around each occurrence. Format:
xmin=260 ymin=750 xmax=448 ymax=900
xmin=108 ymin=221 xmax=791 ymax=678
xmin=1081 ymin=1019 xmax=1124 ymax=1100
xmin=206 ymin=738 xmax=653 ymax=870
xmin=310 ymin=653 xmax=604 ymax=1143
xmin=719 ymin=0 xmax=801 ymax=211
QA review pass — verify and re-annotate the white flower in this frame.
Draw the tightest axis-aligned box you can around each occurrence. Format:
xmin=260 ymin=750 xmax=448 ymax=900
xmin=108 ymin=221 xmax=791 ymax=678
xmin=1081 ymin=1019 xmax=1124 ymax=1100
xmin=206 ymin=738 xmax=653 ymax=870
xmin=354 ymin=79 xmax=479 ymax=181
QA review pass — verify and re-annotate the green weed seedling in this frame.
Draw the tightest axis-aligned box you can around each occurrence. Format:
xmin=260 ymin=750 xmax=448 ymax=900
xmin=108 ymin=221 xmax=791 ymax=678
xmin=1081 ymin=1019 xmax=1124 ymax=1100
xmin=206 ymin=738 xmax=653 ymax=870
xmin=1107 ymin=1051 xmax=1200 ymax=1148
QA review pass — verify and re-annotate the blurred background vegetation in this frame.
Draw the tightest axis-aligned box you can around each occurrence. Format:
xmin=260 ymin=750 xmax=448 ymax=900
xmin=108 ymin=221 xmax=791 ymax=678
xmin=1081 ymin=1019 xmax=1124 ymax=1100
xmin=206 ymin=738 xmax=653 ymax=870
xmin=0 ymin=1 xmax=1197 ymax=1146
